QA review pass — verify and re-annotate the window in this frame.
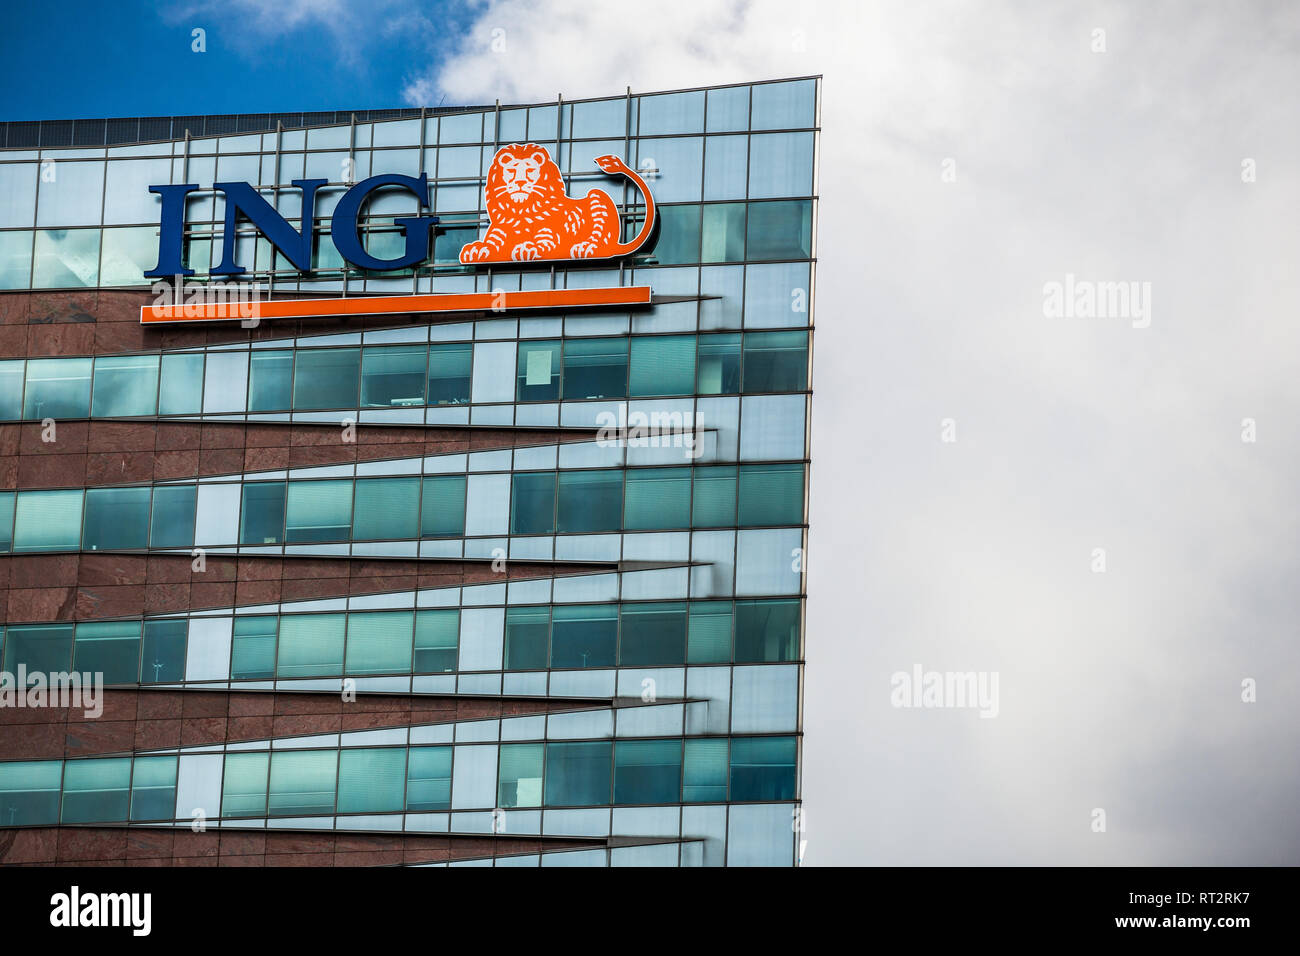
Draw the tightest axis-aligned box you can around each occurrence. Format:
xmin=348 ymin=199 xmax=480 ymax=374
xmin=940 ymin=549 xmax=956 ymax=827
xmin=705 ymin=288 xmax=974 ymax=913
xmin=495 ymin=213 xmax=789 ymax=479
xmin=2 ymin=623 xmax=73 ymax=674
xmin=557 ymin=470 xmax=622 ymax=533
xmin=544 ymin=742 xmax=611 ymax=807
xmin=0 ymin=760 xmax=62 ymax=826
xmin=0 ymin=492 xmax=11 ymax=553
xmin=140 ymin=619 xmax=187 ymax=683
xmin=82 ymin=486 xmax=149 ymax=550
xmin=268 ymin=750 xmax=337 ymax=816
xmin=292 ymin=347 xmax=359 ymax=410
xmin=738 ymin=463 xmax=805 ymax=526
xmin=405 ymin=746 xmax=452 ymax=811
xmin=615 ymin=739 xmax=682 ymax=805
xmin=240 ymin=481 xmax=285 ymax=545
xmin=498 ymin=743 xmax=544 ymax=808
xmin=221 ymin=752 xmax=269 ymax=817
xmin=510 ymin=472 xmax=555 ymax=535
xmin=701 ymin=203 xmax=746 ymax=262
xmin=629 ymin=335 xmax=695 ymax=397
xmin=22 ymin=357 xmax=91 ymax=418
xmin=734 ymin=599 xmax=801 ymax=663
xmin=706 ymin=85 xmax=749 ymax=132
xmin=745 ymin=200 xmax=812 ymax=261
xmin=620 ymin=602 xmax=687 ymax=667
xmin=433 ymin=227 xmax=478 ymax=265
xmin=61 ymin=757 xmax=131 ymax=823
xmin=276 ymin=613 xmax=345 ymax=678
xmin=129 ymin=756 xmax=177 ymax=821
xmin=703 ymin=135 xmax=748 ymax=200
xmin=13 ymin=490 xmax=83 ymax=552
xmin=247 ymin=349 xmax=293 ymax=411
xmin=550 ymin=604 xmax=617 ymax=668
xmin=692 ymin=466 xmax=736 ymax=527
xmin=751 ymin=78 xmax=816 ymax=131
xmin=427 ymin=343 xmax=472 ymax=404
xmin=361 ymin=345 xmax=426 ymax=407
xmin=73 ymin=620 xmax=141 ymax=684
xmin=730 ymin=736 xmax=797 ymax=801
xmin=0 ymin=231 xmax=31 ymax=291
xmin=158 ymin=353 xmax=204 ymax=415
xmin=0 ymin=360 xmax=24 ymax=418
xmin=624 ymin=468 xmax=691 ymax=530
xmin=344 ymin=611 xmax=413 ymax=675
xmin=353 ymin=477 xmax=419 ymax=541
xmin=91 ymin=354 xmax=158 ymax=417
xmin=149 ymin=484 xmax=196 ymax=548
xmin=413 ymin=609 xmax=459 ymax=673
xmin=231 ymin=615 xmax=277 ymax=680
xmin=651 ymin=204 xmax=700 ymax=265
xmin=688 ymin=601 xmax=733 ymax=663
xmin=562 ymin=337 xmax=627 ymax=400
xmin=504 ymin=606 xmax=549 ymax=670
xmin=742 ymin=331 xmax=808 ymax=391
xmin=697 ymin=333 xmax=741 ymax=394
xmin=285 ymin=479 xmax=352 ymax=543
xmin=516 ymin=340 xmax=560 ymax=401
xmin=420 ymin=475 xmax=466 ymax=538
xmin=748 ymin=132 xmax=814 ymax=199
xmin=32 ymin=229 xmax=100 ymax=289
xmin=683 ymin=738 xmax=728 ymax=801
xmin=337 ymin=748 xmax=406 ymax=814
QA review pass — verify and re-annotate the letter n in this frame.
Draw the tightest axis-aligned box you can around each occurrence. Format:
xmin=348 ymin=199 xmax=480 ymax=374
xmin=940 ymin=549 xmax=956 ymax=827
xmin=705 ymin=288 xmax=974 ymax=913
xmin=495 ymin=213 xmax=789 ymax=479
xmin=210 ymin=179 xmax=326 ymax=275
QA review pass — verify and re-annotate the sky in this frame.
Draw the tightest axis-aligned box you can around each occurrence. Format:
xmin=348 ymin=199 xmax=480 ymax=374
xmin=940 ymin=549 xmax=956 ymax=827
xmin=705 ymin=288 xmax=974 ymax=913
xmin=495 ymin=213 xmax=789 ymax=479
xmin=4 ymin=0 xmax=1299 ymax=866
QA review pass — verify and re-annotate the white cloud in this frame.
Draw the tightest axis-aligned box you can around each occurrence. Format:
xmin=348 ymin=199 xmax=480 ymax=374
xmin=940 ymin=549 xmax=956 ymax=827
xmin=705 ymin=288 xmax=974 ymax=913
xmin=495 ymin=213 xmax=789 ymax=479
xmin=425 ymin=0 xmax=1300 ymax=864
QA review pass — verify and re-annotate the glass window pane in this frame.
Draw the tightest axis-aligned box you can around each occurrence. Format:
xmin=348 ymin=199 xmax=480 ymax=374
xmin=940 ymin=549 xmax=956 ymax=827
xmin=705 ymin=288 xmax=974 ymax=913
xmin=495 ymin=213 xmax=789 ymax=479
xmin=61 ymin=757 xmax=131 ymax=823
xmin=406 ymin=746 xmax=452 ymax=811
xmin=285 ymin=479 xmax=353 ymax=543
xmin=637 ymin=136 xmax=702 ymax=203
xmin=0 ymin=360 xmax=24 ymax=418
xmin=619 ymin=602 xmax=687 ymax=667
xmin=353 ymin=477 xmax=419 ymax=541
xmin=91 ymin=354 xmax=158 ymax=417
xmin=734 ymin=599 xmax=801 ymax=663
xmin=102 ymin=158 xmax=170 ymax=225
xmin=130 ymin=755 xmax=177 ymax=822
xmin=345 ymin=610 xmax=413 ymax=675
xmin=240 ymin=481 xmax=285 ymax=545
xmin=0 ymin=163 xmax=37 ymax=228
xmin=683 ymin=738 xmax=728 ymax=801
xmin=13 ymin=489 xmax=83 ymax=552
xmin=247 ymin=349 xmax=293 ymax=411
xmin=544 ymin=741 xmax=611 ymax=807
xmin=73 ymin=620 xmax=141 ymax=684
xmin=276 ymin=613 xmax=345 ymax=678
xmin=268 ymin=750 xmax=337 ymax=816
xmin=149 ymin=484 xmax=196 ymax=548
xmin=738 ymin=463 xmax=805 ymax=526
xmin=697 ymin=333 xmax=740 ymax=395
xmin=82 ymin=486 xmax=150 ymax=550
xmin=2 ymin=623 xmax=73 ymax=674
xmin=231 ymin=615 xmax=277 ymax=680
xmin=337 ymin=747 xmax=405 ymax=813
xmin=706 ymin=85 xmax=750 ymax=133
xmin=550 ymin=604 xmax=616 ymax=668
xmin=32 ymin=228 xmax=100 ymax=288
xmin=0 ymin=230 xmax=32 ymax=290
xmin=140 ymin=619 xmax=187 ymax=683
xmin=742 ymin=330 xmax=808 ymax=391
xmin=561 ymin=337 xmax=627 ymax=400
xmin=570 ymin=98 xmax=627 ymax=139
xmin=361 ymin=345 xmax=426 ymax=408
xmin=688 ymin=601 xmax=733 ymax=663
xmin=557 ymin=470 xmax=622 ymax=533
xmin=629 ymin=335 xmax=695 ymax=397
xmin=692 ymin=466 xmax=736 ymax=527
xmin=701 ymin=203 xmax=746 ymax=263
xmin=624 ymin=467 xmax=691 ymax=530
xmin=751 ymin=79 xmax=816 ymax=130
xmin=748 ymin=132 xmax=814 ymax=199
xmin=221 ymin=752 xmax=269 ymax=818
xmin=516 ymin=340 xmax=560 ymax=401
xmin=292 ymin=347 xmax=359 ymax=410
xmin=650 ymin=204 xmax=700 ymax=265
xmin=23 ymin=357 xmax=91 ymax=418
xmin=427 ymin=343 xmax=471 ymax=404
xmin=703 ymin=135 xmax=748 ymax=201
xmin=99 ymin=226 xmax=161 ymax=286
xmin=413 ymin=609 xmax=458 ymax=673
xmin=745 ymin=200 xmax=812 ymax=261
xmin=0 ymin=491 xmax=11 ymax=553
xmin=505 ymin=606 xmax=549 ymax=670
xmin=498 ymin=743 xmax=544 ymax=809
xmin=420 ymin=475 xmax=466 ymax=537
xmin=730 ymin=736 xmax=797 ymax=800
xmin=615 ymin=739 xmax=682 ymax=804
xmin=510 ymin=472 xmax=555 ymax=535
xmin=638 ymin=90 xmax=704 ymax=135
xmin=37 ymin=161 xmax=105 ymax=227
xmin=0 ymin=760 xmax=62 ymax=825
xmin=158 ymin=353 xmax=204 ymax=415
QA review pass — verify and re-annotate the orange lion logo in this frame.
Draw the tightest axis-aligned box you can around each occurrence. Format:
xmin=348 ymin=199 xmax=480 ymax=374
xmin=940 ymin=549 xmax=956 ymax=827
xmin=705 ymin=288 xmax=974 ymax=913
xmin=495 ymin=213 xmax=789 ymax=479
xmin=459 ymin=144 xmax=657 ymax=264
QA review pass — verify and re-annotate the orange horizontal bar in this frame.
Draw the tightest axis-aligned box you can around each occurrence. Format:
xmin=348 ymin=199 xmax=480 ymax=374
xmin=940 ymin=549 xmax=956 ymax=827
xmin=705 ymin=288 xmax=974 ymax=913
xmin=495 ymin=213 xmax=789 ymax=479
xmin=140 ymin=285 xmax=653 ymax=324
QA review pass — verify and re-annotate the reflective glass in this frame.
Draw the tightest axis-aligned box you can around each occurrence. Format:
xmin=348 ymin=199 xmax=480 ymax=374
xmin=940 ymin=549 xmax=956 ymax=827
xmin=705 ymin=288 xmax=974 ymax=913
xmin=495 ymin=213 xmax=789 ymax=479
xmin=0 ymin=360 xmax=22 ymax=418
xmin=91 ymin=354 xmax=158 ymax=417
xmin=738 ymin=463 xmax=805 ymax=526
xmin=99 ymin=226 xmax=160 ymax=286
xmin=510 ymin=472 xmax=555 ymax=535
xmin=221 ymin=752 xmax=269 ymax=817
xmin=743 ymin=331 xmax=808 ymax=391
xmin=516 ymin=340 xmax=560 ymax=401
xmin=140 ymin=619 xmax=187 ymax=683
xmin=413 ymin=609 xmax=459 ymax=672
xmin=688 ymin=601 xmax=733 ymax=663
xmin=697 ymin=333 xmax=740 ymax=394
xmin=406 ymin=746 xmax=452 ymax=811
xmin=0 ymin=231 xmax=32 ymax=290
xmin=544 ymin=741 xmax=611 ymax=807
xmin=231 ymin=615 xmax=277 ymax=680
xmin=285 ymin=479 xmax=352 ymax=543
xmin=23 ymin=357 xmax=91 ymax=418
xmin=748 ymin=132 xmax=814 ymax=199
xmin=61 ymin=757 xmax=130 ymax=823
xmin=705 ymin=85 xmax=750 ymax=132
xmin=557 ymin=470 xmax=622 ymax=533
xmin=498 ymin=743 xmax=544 ymax=808
xmin=82 ymin=486 xmax=150 ymax=550
xmin=505 ymin=606 xmax=549 ymax=670
xmin=0 ymin=760 xmax=61 ymax=825
xmin=361 ymin=345 xmax=426 ymax=407
xmin=148 ymin=484 xmax=195 ymax=548
xmin=630 ymin=335 xmax=695 ymax=397
xmin=13 ymin=490 xmax=83 ymax=552
xmin=268 ymin=750 xmax=337 ymax=816
xmin=703 ymin=135 xmax=748 ymax=201
xmin=73 ymin=620 xmax=141 ymax=684
xmin=247 ymin=349 xmax=293 ymax=411
xmin=750 ymin=79 xmax=816 ymax=130
xmin=337 ymin=747 xmax=405 ymax=813
xmin=651 ymin=204 xmax=700 ymax=265
xmin=240 ymin=481 xmax=285 ymax=545
xmin=624 ymin=467 xmax=691 ymax=530
xmin=345 ymin=610 xmax=413 ymax=675
xmin=0 ymin=163 xmax=37 ymax=228
xmin=615 ymin=739 xmax=682 ymax=804
xmin=734 ymin=599 xmax=801 ymax=662
xmin=420 ymin=475 xmax=466 ymax=537
xmin=2 ymin=623 xmax=73 ymax=674
xmin=427 ymin=343 xmax=472 ymax=405
xmin=157 ymin=352 xmax=204 ymax=415
xmin=745 ymin=200 xmax=812 ymax=261
xmin=129 ymin=755 xmax=178 ymax=822
xmin=701 ymin=203 xmax=746 ymax=263
xmin=620 ymin=602 xmax=687 ymax=666
xmin=691 ymin=465 xmax=736 ymax=527
xmin=729 ymin=736 xmax=797 ymax=800
xmin=638 ymin=90 xmax=705 ymax=135
xmin=562 ymin=337 xmax=627 ymax=400
xmin=32 ymin=229 xmax=100 ymax=288
xmin=35 ymin=161 xmax=104 ymax=227
xmin=353 ymin=477 xmax=419 ymax=541
xmin=292 ymin=347 xmax=359 ymax=410
xmin=550 ymin=604 xmax=616 ymax=668
xmin=683 ymin=738 xmax=728 ymax=801
xmin=276 ymin=613 xmax=345 ymax=677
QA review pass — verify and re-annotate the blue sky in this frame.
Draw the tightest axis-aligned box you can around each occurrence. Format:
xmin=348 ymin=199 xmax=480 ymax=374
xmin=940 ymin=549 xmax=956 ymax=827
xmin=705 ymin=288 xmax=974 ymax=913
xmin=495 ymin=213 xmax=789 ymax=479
xmin=0 ymin=0 xmax=476 ymax=121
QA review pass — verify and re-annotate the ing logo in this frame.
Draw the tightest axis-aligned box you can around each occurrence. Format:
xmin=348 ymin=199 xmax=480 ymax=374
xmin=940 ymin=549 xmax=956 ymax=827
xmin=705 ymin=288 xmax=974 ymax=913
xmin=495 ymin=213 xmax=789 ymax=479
xmin=461 ymin=144 xmax=656 ymax=264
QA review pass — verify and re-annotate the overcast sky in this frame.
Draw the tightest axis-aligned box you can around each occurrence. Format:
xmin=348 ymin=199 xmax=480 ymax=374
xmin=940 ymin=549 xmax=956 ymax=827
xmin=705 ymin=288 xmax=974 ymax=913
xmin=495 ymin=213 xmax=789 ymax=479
xmin=426 ymin=0 xmax=1300 ymax=865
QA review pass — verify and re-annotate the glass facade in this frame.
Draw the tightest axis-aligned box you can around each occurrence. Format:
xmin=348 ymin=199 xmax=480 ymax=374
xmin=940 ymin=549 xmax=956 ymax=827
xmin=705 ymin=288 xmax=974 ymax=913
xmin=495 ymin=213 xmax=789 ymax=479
xmin=0 ymin=77 xmax=817 ymax=868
